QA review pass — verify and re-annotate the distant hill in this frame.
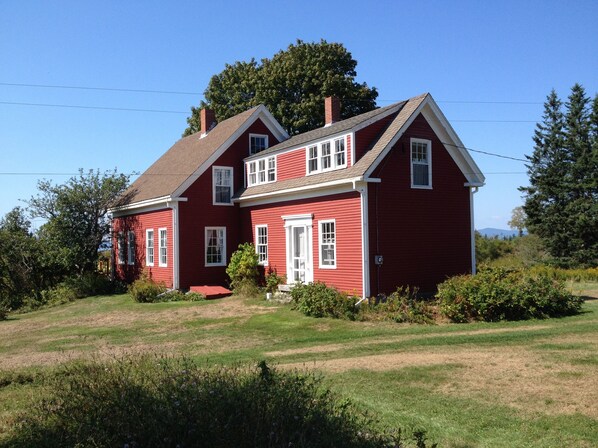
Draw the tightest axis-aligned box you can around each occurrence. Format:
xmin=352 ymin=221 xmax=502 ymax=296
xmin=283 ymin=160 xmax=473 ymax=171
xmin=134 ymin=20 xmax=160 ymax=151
xmin=477 ymin=228 xmax=522 ymax=239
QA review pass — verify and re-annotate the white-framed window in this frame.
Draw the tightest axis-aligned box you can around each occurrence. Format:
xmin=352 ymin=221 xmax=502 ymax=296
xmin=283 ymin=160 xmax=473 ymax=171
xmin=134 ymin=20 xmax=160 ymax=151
xmin=146 ymin=229 xmax=154 ymax=267
xmin=213 ymin=166 xmax=233 ymax=205
xmin=334 ymin=137 xmax=346 ymax=168
xmin=127 ymin=231 xmax=135 ymax=265
xmin=255 ymin=225 xmax=268 ymax=265
xmin=321 ymin=141 xmax=332 ymax=170
xmin=158 ymin=228 xmax=167 ymax=267
xmin=249 ymin=134 xmax=268 ymax=155
xmin=205 ymin=227 xmax=226 ymax=266
xmin=307 ymin=136 xmax=348 ymax=174
xmin=308 ymin=145 xmax=318 ymax=173
xmin=319 ymin=220 xmax=336 ymax=268
xmin=117 ymin=232 xmax=125 ymax=265
xmin=411 ymin=138 xmax=432 ymax=189
xmin=247 ymin=156 xmax=276 ymax=186
xmin=267 ymin=156 xmax=276 ymax=182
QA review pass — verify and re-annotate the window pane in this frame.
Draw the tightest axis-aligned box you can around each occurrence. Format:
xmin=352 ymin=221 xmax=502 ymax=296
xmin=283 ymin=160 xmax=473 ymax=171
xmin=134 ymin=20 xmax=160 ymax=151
xmin=413 ymin=164 xmax=429 ymax=186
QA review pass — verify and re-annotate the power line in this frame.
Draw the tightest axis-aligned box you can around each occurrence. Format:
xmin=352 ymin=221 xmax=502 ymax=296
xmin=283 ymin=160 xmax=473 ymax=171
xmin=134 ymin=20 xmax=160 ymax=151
xmin=0 ymin=101 xmax=188 ymax=114
xmin=442 ymin=141 xmax=528 ymax=162
xmin=0 ymin=82 xmax=201 ymax=96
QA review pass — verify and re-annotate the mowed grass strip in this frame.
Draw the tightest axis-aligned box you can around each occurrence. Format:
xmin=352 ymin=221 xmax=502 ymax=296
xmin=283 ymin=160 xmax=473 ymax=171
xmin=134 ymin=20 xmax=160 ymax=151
xmin=1 ymin=285 xmax=597 ymax=447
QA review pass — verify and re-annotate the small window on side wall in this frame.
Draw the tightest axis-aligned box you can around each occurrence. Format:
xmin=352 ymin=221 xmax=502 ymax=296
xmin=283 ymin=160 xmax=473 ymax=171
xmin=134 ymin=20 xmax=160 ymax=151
xmin=213 ymin=166 xmax=233 ymax=205
xmin=411 ymin=138 xmax=432 ymax=189
xmin=249 ymin=134 xmax=268 ymax=155
xmin=255 ymin=225 xmax=268 ymax=265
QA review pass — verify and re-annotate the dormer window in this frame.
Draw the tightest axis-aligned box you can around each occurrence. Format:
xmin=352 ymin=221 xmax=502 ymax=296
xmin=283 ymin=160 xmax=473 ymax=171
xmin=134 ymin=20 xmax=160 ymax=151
xmin=307 ymin=136 xmax=347 ymax=174
xmin=249 ymin=134 xmax=268 ymax=155
xmin=247 ymin=156 xmax=276 ymax=187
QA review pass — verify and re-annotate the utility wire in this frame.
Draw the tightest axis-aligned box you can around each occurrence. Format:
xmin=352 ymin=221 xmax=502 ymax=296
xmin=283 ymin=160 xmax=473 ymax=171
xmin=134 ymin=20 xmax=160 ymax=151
xmin=441 ymin=141 xmax=528 ymax=162
xmin=0 ymin=101 xmax=188 ymax=114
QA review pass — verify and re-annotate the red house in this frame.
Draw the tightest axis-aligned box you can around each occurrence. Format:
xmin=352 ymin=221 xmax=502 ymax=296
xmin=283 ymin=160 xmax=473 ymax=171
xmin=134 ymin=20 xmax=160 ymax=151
xmin=111 ymin=93 xmax=484 ymax=296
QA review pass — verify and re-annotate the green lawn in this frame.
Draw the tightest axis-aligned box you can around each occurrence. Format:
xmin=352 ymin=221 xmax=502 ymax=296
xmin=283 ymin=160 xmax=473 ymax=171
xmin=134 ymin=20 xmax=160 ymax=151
xmin=1 ymin=284 xmax=597 ymax=447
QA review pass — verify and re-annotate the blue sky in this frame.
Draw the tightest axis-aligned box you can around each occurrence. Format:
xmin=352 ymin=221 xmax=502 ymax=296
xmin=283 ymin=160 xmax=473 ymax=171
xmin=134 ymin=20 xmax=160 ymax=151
xmin=1 ymin=0 xmax=596 ymax=231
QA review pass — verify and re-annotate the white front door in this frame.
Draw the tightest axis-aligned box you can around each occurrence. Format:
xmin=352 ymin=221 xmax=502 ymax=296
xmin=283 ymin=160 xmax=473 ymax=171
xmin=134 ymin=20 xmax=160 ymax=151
xmin=283 ymin=215 xmax=313 ymax=284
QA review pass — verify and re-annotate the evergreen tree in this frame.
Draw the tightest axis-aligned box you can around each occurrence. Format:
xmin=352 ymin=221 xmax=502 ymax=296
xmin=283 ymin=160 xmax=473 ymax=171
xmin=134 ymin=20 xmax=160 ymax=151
xmin=520 ymin=86 xmax=598 ymax=266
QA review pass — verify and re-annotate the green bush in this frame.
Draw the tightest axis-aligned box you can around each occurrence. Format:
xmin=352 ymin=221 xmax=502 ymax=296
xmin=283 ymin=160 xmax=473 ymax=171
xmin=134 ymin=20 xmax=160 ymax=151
xmin=3 ymin=357 xmax=434 ymax=448
xmin=265 ymin=268 xmax=286 ymax=294
xmin=437 ymin=267 xmax=584 ymax=322
xmin=0 ymin=301 xmax=8 ymax=321
xmin=185 ymin=291 xmax=206 ymax=302
xmin=63 ymin=272 xmax=124 ymax=297
xmin=157 ymin=290 xmax=206 ymax=302
xmin=359 ymin=288 xmax=435 ymax=324
xmin=528 ymin=265 xmax=598 ymax=282
xmin=291 ymin=281 xmax=358 ymax=320
xmin=226 ymin=242 xmax=259 ymax=295
xmin=128 ymin=275 xmax=167 ymax=303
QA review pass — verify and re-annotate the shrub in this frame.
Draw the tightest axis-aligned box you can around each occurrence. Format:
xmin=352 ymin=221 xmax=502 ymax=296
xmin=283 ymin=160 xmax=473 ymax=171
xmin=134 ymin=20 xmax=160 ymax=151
xmin=437 ymin=267 xmax=584 ymax=322
xmin=226 ymin=242 xmax=259 ymax=295
xmin=265 ymin=268 xmax=286 ymax=294
xmin=63 ymin=272 xmax=124 ymax=297
xmin=0 ymin=301 xmax=8 ymax=321
xmin=359 ymin=287 xmax=435 ymax=324
xmin=185 ymin=291 xmax=206 ymax=302
xmin=3 ymin=357 xmax=434 ymax=448
xmin=291 ymin=281 xmax=358 ymax=320
xmin=128 ymin=274 xmax=167 ymax=303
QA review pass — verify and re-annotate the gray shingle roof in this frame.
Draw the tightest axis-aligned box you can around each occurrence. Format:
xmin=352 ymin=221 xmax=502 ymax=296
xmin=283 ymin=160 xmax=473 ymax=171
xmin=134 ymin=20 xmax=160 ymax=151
xmin=237 ymin=94 xmax=429 ymax=200
xmin=246 ymin=101 xmax=406 ymax=160
xmin=120 ymin=107 xmax=260 ymax=204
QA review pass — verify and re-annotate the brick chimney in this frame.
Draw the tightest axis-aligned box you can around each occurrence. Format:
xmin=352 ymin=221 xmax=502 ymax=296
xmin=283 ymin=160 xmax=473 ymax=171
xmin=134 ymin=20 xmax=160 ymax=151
xmin=200 ymin=108 xmax=216 ymax=137
xmin=324 ymin=96 xmax=341 ymax=126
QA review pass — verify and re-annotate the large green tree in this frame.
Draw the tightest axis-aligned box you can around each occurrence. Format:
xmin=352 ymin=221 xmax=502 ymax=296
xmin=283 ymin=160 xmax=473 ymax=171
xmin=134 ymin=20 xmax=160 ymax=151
xmin=183 ymin=40 xmax=378 ymax=136
xmin=520 ymin=84 xmax=598 ymax=266
xmin=28 ymin=170 xmax=130 ymax=275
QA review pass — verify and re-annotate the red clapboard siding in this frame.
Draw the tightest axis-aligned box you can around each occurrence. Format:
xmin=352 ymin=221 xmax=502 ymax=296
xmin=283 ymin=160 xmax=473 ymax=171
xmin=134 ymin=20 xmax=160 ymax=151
xmin=240 ymin=192 xmax=363 ymax=296
xmin=368 ymin=113 xmax=471 ymax=295
xmin=346 ymin=134 xmax=352 ymax=167
xmin=177 ymin=119 xmax=281 ymax=289
xmin=354 ymin=112 xmax=397 ymax=162
xmin=113 ymin=208 xmax=173 ymax=287
xmin=277 ymin=148 xmax=306 ymax=181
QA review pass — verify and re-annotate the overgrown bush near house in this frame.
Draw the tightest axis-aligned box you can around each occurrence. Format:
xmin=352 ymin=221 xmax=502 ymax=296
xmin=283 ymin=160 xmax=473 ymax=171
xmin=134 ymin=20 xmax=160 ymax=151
xmin=63 ymin=271 xmax=125 ymax=297
xmin=528 ymin=265 xmax=598 ymax=282
xmin=359 ymin=287 xmax=435 ymax=324
xmin=157 ymin=290 xmax=207 ymax=302
xmin=265 ymin=268 xmax=286 ymax=294
xmin=128 ymin=274 xmax=167 ymax=303
xmin=226 ymin=242 xmax=259 ymax=295
xmin=185 ymin=291 xmax=206 ymax=301
xmin=291 ymin=281 xmax=358 ymax=320
xmin=437 ymin=267 xmax=583 ymax=322
xmin=0 ymin=300 xmax=8 ymax=321
xmin=3 ymin=356 xmax=436 ymax=448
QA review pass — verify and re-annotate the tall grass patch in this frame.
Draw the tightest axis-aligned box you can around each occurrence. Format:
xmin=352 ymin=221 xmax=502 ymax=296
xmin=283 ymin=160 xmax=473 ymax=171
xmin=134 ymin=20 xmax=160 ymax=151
xmin=4 ymin=357 xmax=433 ymax=448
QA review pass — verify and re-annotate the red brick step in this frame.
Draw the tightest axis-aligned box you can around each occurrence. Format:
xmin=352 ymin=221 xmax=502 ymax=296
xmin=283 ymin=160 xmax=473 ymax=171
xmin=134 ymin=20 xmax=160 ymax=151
xmin=189 ymin=285 xmax=232 ymax=300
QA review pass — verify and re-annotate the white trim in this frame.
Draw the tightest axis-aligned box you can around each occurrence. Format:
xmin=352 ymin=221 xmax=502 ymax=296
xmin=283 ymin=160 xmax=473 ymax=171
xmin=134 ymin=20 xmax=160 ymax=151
xmin=249 ymin=133 xmax=269 ymax=155
xmin=318 ymin=219 xmax=337 ymax=269
xmin=305 ymin=134 xmax=349 ymax=175
xmin=212 ymin=166 xmax=234 ymax=206
xmin=170 ymin=201 xmax=180 ymax=289
xmin=255 ymin=224 xmax=268 ymax=266
xmin=470 ymin=186 xmax=478 ymax=275
xmin=172 ymin=106 xmax=288 ymax=198
xmin=205 ymin=226 xmax=227 ymax=267
xmin=359 ymin=184 xmax=370 ymax=298
xmin=127 ymin=230 xmax=135 ymax=265
xmin=410 ymin=137 xmax=433 ymax=189
xmin=145 ymin=228 xmax=154 ymax=267
xmin=350 ymin=131 xmax=355 ymax=167
xmin=283 ymin=215 xmax=314 ymax=284
xmin=158 ymin=227 xmax=168 ymax=267
xmin=110 ymin=196 xmax=188 ymax=217
xmin=246 ymin=155 xmax=276 ymax=187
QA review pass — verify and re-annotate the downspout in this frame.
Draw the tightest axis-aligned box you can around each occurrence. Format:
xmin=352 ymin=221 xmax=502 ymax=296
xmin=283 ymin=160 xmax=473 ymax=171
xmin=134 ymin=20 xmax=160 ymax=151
xmin=470 ymin=186 xmax=479 ymax=275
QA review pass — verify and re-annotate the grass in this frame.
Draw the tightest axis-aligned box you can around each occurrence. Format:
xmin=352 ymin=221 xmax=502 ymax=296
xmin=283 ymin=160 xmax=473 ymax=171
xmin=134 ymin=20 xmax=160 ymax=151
xmin=1 ymin=283 xmax=597 ymax=447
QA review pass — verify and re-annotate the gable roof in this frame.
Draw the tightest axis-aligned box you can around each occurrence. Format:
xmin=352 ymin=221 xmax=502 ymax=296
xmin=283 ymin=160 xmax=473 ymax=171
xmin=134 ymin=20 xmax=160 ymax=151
xmin=246 ymin=101 xmax=406 ymax=159
xmin=237 ymin=93 xmax=485 ymax=201
xmin=114 ymin=105 xmax=287 ymax=209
